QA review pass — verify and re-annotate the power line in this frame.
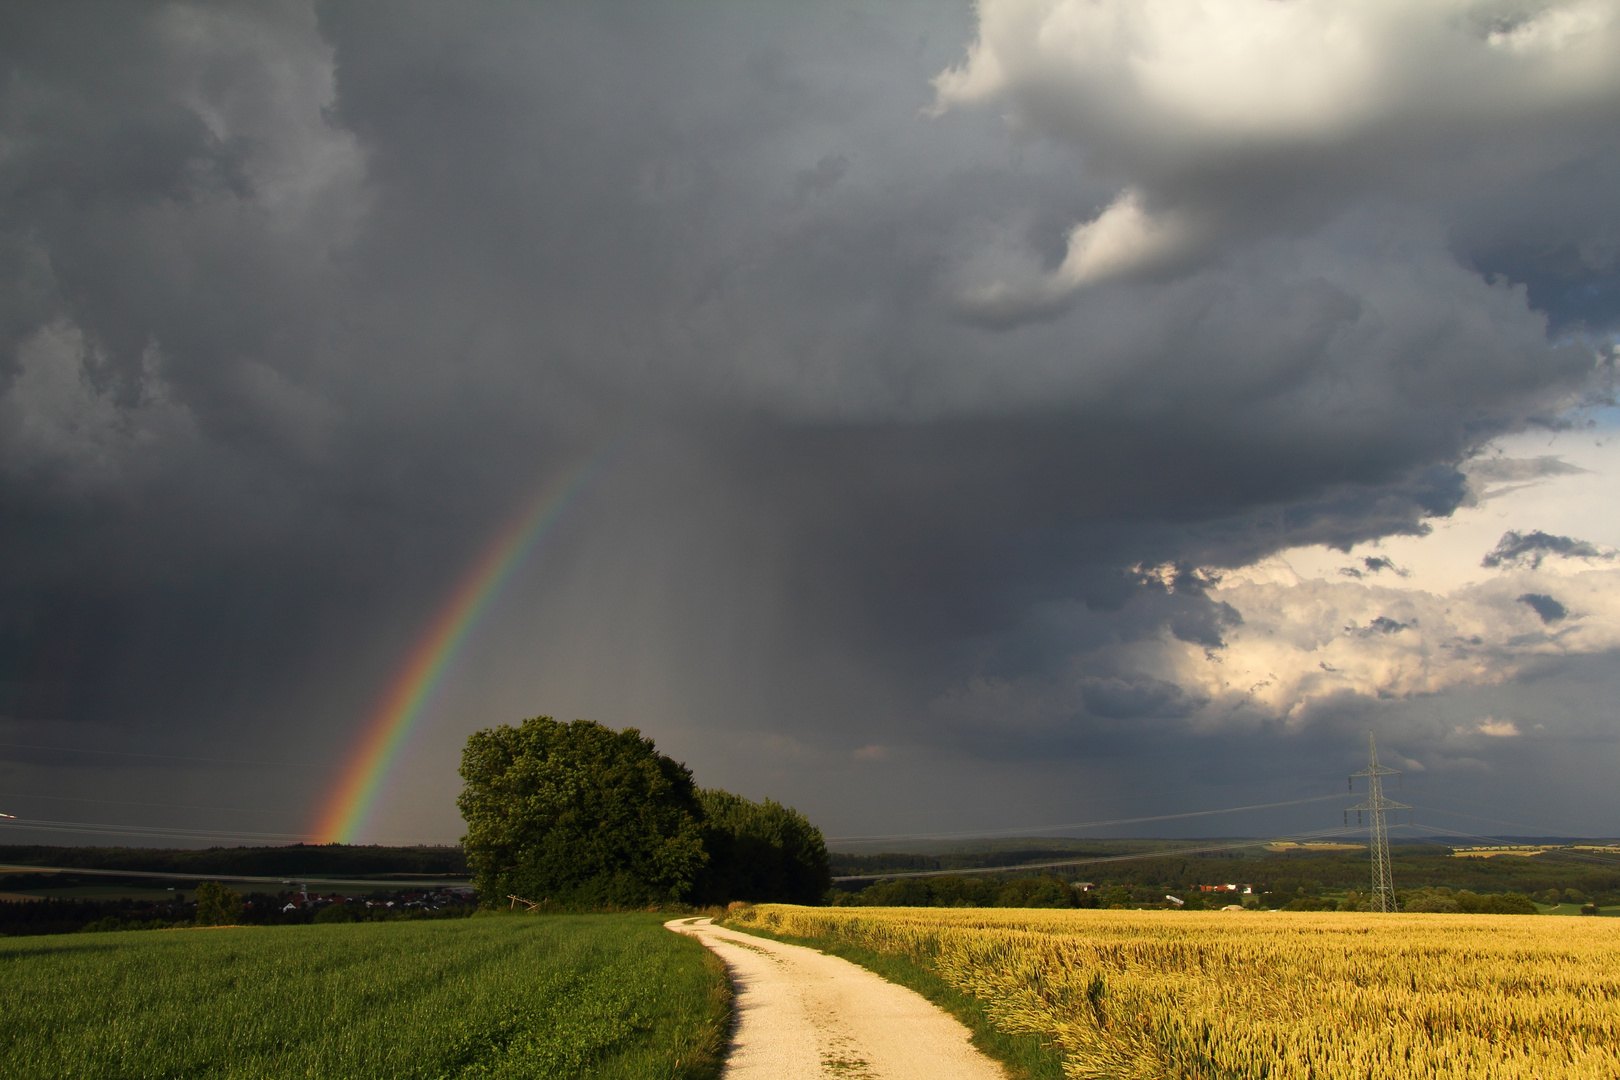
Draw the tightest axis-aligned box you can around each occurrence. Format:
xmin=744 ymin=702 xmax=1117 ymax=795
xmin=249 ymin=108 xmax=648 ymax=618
xmin=831 ymin=825 xmax=1360 ymax=882
xmin=0 ymin=741 xmax=336 ymax=770
xmin=0 ymin=816 xmax=314 ymax=844
xmin=1419 ymin=790 xmax=1602 ymax=836
xmin=1412 ymin=800 xmax=1616 ymax=840
xmin=0 ymin=863 xmax=467 ymax=889
xmin=0 ymin=791 xmax=307 ymax=818
xmin=826 ymin=793 xmax=1347 ymax=844
xmin=0 ymin=815 xmax=454 ymax=849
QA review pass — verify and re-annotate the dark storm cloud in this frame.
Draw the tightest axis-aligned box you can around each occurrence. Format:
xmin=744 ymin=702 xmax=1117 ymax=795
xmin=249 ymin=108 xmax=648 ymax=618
xmin=1 ymin=1 xmax=1619 ymax=842
xmin=1482 ymin=530 xmax=1613 ymax=569
xmin=1518 ymin=593 xmax=1568 ymax=624
xmin=1339 ymin=556 xmax=1408 ymax=580
xmin=1080 ymin=676 xmax=1202 ymax=721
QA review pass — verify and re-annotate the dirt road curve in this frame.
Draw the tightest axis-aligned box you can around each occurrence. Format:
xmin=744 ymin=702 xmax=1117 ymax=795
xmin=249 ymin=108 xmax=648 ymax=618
xmin=665 ymin=917 xmax=1007 ymax=1080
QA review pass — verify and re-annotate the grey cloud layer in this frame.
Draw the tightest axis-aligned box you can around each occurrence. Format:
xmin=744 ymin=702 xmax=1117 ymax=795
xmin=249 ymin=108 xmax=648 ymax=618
xmin=1 ymin=1 xmax=1618 ymax=838
xmin=937 ymin=0 xmax=1620 ymax=323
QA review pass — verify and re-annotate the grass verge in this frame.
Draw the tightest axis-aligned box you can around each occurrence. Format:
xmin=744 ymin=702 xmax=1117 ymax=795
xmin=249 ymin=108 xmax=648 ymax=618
xmin=1534 ymin=901 xmax=1619 ymax=916
xmin=719 ymin=918 xmax=1064 ymax=1080
xmin=0 ymin=912 xmax=728 ymax=1080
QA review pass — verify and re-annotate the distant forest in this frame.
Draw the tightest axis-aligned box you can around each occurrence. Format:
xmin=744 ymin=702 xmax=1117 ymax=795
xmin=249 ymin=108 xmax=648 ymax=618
xmin=8 ymin=837 xmax=1618 ymax=910
xmin=0 ymin=844 xmax=468 ymax=878
xmin=829 ymin=841 xmax=1620 ymax=905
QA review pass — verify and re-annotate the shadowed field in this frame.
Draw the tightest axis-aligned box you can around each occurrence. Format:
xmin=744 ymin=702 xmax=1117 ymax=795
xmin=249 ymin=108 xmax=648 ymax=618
xmin=0 ymin=913 xmax=728 ymax=1080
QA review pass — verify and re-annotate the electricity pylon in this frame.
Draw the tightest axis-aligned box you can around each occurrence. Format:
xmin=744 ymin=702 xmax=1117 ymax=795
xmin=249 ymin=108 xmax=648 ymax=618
xmin=1346 ymin=732 xmax=1410 ymax=912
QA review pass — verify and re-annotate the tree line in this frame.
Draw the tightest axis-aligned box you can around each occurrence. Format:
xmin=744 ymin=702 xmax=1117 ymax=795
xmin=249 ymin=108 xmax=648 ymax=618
xmin=828 ymin=873 xmax=1543 ymax=913
xmin=832 ymin=845 xmax=1620 ymax=905
xmin=457 ymin=716 xmax=830 ymax=908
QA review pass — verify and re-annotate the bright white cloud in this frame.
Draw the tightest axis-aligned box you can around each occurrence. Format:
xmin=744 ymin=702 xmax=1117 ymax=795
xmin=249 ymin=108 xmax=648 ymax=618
xmin=925 ymin=427 xmax=1620 ymax=746
xmin=1279 ymin=427 xmax=1620 ymax=592
xmin=958 ymin=189 xmax=1207 ymax=320
xmin=938 ymin=0 xmax=1620 ymax=144
xmin=1170 ymin=426 xmax=1620 ymax=722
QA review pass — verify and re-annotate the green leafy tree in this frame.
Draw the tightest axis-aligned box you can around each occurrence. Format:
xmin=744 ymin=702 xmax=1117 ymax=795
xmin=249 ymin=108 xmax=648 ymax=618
xmin=193 ymin=881 xmax=244 ymax=926
xmin=458 ymin=717 xmax=708 ymax=908
xmin=1099 ymin=885 xmax=1133 ymax=908
xmin=1280 ymin=896 xmax=1338 ymax=912
xmin=313 ymin=903 xmax=360 ymax=923
xmin=994 ymin=875 xmax=1076 ymax=908
xmin=694 ymin=788 xmax=831 ymax=905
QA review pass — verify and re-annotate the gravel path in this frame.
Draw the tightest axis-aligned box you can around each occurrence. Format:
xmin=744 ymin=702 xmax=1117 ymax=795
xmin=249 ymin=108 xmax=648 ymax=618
xmin=665 ymin=917 xmax=1007 ymax=1080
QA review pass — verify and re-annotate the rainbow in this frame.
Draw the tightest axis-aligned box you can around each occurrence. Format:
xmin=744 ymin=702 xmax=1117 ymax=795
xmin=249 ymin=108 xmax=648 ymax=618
xmin=311 ymin=440 xmax=624 ymax=844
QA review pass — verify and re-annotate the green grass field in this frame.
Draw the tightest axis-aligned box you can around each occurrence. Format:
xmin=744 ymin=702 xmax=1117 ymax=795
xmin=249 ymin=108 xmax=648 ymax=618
xmin=0 ymin=913 xmax=729 ymax=1080
xmin=1535 ymin=901 xmax=1620 ymax=916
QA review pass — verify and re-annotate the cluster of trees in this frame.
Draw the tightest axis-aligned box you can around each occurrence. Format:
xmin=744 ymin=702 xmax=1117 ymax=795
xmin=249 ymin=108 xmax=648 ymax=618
xmin=193 ymin=881 xmax=245 ymax=925
xmin=827 ymin=839 xmax=1620 ymax=914
xmin=831 ymin=878 xmax=1238 ymax=909
xmin=0 ymin=885 xmax=479 ymax=937
xmin=696 ymin=788 xmax=829 ymax=907
xmin=1395 ymin=887 xmax=1539 ymax=914
xmin=831 ymin=844 xmax=1620 ymax=902
xmin=1250 ymin=886 xmax=1538 ymax=913
xmin=831 ymin=874 xmax=1086 ymax=908
xmin=0 ymin=899 xmax=169 ymax=937
xmin=458 ymin=717 xmax=830 ymax=908
xmin=0 ymin=881 xmax=247 ymax=936
xmin=826 ymin=874 xmax=1544 ymax=914
xmin=72 ymin=881 xmax=249 ymax=933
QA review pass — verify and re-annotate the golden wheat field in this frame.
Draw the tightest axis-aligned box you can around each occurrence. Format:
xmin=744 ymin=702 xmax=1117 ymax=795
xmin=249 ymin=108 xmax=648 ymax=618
xmin=727 ymin=904 xmax=1620 ymax=1080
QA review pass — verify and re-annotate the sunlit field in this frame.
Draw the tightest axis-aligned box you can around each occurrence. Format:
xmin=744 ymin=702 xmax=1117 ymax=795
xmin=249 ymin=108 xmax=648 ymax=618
xmin=0 ymin=913 xmax=727 ymax=1080
xmin=729 ymin=904 xmax=1620 ymax=1080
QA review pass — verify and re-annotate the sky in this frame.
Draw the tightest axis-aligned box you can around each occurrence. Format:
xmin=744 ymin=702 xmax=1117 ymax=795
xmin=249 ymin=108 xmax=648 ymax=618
xmin=2 ymin=0 xmax=1619 ymax=850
